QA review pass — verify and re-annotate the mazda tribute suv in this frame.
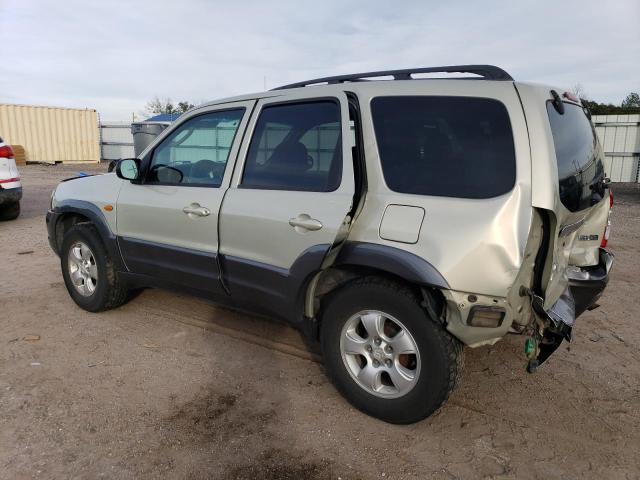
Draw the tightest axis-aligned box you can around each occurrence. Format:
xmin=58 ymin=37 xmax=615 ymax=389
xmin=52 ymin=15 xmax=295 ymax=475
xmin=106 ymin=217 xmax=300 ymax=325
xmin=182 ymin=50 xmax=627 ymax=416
xmin=46 ymin=65 xmax=614 ymax=423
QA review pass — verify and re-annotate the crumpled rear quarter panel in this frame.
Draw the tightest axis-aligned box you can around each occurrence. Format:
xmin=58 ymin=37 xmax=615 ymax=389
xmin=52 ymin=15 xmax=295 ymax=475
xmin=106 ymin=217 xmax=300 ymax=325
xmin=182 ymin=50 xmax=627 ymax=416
xmin=349 ymin=81 xmax=533 ymax=298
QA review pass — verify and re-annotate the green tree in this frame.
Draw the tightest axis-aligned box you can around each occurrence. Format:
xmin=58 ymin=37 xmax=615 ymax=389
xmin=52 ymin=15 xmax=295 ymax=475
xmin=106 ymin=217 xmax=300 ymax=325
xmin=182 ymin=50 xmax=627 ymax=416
xmin=582 ymin=99 xmax=619 ymax=115
xmin=621 ymin=92 xmax=640 ymax=109
xmin=143 ymin=97 xmax=195 ymax=117
xmin=144 ymin=97 xmax=172 ymax=115
xmin=580 ymin=91 xmax=640 ymax=116
xmin=177 ymin=101 xmax=195 ymax=113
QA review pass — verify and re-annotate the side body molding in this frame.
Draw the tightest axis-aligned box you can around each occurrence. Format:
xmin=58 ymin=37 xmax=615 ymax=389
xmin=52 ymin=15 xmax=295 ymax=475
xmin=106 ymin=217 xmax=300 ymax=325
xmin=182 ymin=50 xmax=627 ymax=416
xmin=48 ymin=200 xmax=125 ymax=270
xmin=220 ymin=244 xmax=331 ymax=324
xmin=118 ymin=237 xmax=222 ymax=295
xmin=334 ymin=242 xmax=450 ymax=289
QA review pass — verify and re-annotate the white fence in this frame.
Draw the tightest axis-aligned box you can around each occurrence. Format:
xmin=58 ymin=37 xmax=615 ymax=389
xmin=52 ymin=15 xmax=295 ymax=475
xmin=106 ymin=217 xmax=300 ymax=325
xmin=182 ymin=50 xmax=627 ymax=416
xmin=593 ymin=114 xmax=640 ymax=183
xmin=99 ymin=122 xmax=134 ymax=160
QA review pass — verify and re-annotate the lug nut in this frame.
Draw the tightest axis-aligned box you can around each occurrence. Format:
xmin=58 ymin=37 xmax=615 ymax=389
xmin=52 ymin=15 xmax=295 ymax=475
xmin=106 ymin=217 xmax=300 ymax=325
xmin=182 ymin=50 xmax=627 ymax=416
xmin=372 ymin=359 xmax=380 ymax=367
xmin=374 ymin=337 xmax=382 ymax=346
xmin=366 ymin=345 xmax=372 ymax=352
xmin=385 ymin=345 xmax=392 ymax=353
xmin=385 ymin=359 xmax=392 ymax=368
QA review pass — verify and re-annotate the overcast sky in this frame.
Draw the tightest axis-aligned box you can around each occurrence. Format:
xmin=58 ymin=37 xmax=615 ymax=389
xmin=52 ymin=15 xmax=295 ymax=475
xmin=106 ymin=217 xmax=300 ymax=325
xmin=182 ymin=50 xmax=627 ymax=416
xmin=1 ymin=0 xmax=638 ymax=120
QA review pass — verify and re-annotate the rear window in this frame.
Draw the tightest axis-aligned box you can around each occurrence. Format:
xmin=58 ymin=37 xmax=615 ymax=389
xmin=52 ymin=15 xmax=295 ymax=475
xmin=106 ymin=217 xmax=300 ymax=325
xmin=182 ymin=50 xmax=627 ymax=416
xmin=371 ymin=96 xmax=516 ymax=199
xmin=546 ymin=102 xmax=606 ymax=212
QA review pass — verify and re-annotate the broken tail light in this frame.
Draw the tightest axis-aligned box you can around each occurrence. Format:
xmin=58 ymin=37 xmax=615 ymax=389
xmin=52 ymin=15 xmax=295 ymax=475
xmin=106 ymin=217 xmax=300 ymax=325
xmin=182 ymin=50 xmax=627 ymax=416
xmin=468 ymin=306 xmax=505 ymax=328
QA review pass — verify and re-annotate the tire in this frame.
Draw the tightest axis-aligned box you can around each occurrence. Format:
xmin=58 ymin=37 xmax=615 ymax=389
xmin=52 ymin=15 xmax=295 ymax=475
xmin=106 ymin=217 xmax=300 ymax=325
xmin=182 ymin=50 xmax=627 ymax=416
xmin=0 ymin=201 xmax=20 ymax=221
xmin=320 ymin=277 xmax=464 ymax=424
xmin=60 ymin=223 xmax=129 ymax=312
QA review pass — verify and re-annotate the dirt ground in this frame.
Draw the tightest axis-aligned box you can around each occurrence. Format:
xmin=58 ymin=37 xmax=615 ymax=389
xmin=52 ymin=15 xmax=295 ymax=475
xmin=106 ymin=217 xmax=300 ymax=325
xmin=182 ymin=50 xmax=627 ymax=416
xmin=1 ymin=164 xmax=639 ymax=480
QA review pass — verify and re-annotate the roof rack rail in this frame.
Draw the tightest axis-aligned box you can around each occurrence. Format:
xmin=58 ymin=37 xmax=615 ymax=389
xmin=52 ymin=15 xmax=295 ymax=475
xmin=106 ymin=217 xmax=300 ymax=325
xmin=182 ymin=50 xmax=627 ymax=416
xmin=272 ymin=64 xmax=513 ymax=90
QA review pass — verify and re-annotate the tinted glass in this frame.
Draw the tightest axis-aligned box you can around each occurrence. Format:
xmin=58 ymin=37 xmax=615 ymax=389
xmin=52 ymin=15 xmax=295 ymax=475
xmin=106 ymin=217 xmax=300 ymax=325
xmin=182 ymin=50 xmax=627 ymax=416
xmin=371 ymin=96 xmax=516 ymax=198
xmin=546 ymin=102 xmax=606 ymax=212
xmin=148 ymin=109 xmax=244 ymax=186
xmin=242 ymin=101 xmax=342 ymax=191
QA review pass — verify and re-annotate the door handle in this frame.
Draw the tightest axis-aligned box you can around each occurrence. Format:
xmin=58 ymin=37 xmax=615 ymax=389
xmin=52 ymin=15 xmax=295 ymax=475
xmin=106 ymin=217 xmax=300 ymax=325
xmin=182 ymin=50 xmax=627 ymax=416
xmin=183 ymin=203 xmax=211 ymax=217
xmin=289 ymin=214 xmax=323 ymax=231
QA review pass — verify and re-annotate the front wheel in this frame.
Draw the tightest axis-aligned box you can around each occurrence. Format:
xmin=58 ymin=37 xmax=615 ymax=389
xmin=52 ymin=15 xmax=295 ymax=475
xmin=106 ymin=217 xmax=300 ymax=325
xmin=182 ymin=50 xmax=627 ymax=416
xmin=60 ymin=223 xmax=129 ymax=312
xmin=320 ymin=277 xmax=464 ymax=424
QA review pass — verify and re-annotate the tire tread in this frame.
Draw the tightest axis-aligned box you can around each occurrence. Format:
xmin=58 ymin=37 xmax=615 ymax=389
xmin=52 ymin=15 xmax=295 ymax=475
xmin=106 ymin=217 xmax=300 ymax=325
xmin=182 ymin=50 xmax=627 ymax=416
xmin=321 ymin=275 xmax=464 ymax=423
xmin=62 ymin=223 xmax=129 ymax=312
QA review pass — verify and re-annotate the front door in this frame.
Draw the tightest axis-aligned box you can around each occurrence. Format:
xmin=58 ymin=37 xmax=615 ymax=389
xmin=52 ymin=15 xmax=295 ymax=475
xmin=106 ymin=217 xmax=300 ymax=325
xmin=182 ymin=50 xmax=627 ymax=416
xmin=116 ymin=102 xmax=253 ymax=295
xmin=218 ymin=93 xmax=355 ymax=322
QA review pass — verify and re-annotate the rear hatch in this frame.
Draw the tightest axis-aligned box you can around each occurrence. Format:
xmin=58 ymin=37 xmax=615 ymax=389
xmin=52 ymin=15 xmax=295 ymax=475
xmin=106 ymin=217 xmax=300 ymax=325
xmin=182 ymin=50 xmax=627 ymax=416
xmin=517 ymin=89 xmax=615 ymax=368
xmin=542 ymin=95 xmax=611 ymax=311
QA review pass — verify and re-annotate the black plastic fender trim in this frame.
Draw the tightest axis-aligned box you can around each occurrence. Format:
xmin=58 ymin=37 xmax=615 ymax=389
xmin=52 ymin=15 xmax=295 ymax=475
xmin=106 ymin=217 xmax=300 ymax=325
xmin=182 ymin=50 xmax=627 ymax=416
xmin=51 ymin=200 xmax=125 ymax=270
xmin=334 ymin=241 xmax=450 ymax=289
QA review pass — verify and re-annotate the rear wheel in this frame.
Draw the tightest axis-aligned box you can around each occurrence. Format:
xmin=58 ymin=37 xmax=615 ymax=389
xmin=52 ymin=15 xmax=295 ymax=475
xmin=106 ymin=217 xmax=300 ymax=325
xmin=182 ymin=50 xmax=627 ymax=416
xmin=320 ymin=277 xmax=463 ymax=424
xmin=60 ymin=223 xmax=129 ymax=312
xmin=0 ymin=201 xmax=20 ymax=221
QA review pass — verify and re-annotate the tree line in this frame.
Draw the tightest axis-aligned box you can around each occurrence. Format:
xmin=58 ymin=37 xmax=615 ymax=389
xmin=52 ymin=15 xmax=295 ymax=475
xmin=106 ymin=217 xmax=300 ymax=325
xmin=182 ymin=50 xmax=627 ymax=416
xmin=571 ymin=86 xmax=640 ymax=115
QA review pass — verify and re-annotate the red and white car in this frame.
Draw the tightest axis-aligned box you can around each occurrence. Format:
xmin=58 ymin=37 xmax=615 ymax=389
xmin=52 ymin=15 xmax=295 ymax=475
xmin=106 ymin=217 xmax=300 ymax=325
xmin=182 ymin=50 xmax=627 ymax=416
xmin=0 ymin=136 xmax=22 ymax=220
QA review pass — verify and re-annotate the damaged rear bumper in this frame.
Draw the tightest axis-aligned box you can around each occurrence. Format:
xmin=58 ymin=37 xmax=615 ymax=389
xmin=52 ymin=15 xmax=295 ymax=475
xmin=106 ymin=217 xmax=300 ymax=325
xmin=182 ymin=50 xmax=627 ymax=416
xmin=530 ymin=248 xmax=614 ymax=369
xmin=568 ymin=248 xmax=614 ymax=317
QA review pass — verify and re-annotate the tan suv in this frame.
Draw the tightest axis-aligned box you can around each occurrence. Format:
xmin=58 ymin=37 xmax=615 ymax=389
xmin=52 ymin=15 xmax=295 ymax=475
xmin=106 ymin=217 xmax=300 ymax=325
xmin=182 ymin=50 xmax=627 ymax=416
xmin=46 ymin=65 xmax=614 ymax=423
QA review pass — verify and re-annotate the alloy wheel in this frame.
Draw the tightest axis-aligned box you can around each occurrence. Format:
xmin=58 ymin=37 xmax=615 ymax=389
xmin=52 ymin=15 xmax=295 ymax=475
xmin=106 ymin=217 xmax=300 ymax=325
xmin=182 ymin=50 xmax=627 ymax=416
xmin=68 ymin=241 xmax=98 ymax=297
xmin=340 ymin=310 xmax=421 ymax=398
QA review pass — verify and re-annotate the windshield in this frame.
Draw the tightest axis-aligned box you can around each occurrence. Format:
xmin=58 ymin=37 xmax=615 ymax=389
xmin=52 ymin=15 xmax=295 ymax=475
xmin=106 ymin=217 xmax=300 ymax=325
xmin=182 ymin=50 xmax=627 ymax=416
xmin=546 ymin=102 xmax=606 ymax=212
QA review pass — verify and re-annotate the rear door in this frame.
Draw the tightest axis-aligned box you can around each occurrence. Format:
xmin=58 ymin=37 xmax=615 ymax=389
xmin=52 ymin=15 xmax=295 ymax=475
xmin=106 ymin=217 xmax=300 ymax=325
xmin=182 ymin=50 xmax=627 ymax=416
xmin=218 ymin=92 xmax=355 ymax=322
xmin=115 ymin=102 xmax=253 ymax=296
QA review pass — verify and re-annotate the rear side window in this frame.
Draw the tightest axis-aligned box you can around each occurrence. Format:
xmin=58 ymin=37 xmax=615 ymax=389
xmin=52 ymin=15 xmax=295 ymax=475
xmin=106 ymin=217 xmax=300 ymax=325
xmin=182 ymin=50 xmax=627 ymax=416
xmin=371 ymin=96 xmax=516 ymax=199
xmin=242 ymin=101 xmax=342 ymax=192
xmin=546 ymin=103 xmax=606 ymax=212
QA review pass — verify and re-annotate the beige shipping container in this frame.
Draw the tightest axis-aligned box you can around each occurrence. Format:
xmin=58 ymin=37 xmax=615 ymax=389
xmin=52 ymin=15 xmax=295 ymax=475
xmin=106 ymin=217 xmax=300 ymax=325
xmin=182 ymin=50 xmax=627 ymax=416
xmin=0 ymin=103 xmax=100 ymax=163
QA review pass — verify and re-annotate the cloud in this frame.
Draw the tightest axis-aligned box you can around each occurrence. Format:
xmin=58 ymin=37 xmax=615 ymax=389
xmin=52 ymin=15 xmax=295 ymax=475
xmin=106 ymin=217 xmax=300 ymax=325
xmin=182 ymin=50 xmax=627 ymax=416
xmin=1 ymin=0 xmax=638 ymax=119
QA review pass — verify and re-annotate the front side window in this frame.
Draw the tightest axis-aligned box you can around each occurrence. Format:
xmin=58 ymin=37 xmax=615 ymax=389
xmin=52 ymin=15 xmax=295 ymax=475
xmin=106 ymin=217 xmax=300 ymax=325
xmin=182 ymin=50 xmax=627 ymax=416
xmin=371 ymin=96 xmax=516 ymax=199
xmin=147 ymin=108 xmax=245 ymax=186
xmin=241 ymin=101 xmax=342 ymax=192
xmin=546 ymin=102 xmax=605 ymax=212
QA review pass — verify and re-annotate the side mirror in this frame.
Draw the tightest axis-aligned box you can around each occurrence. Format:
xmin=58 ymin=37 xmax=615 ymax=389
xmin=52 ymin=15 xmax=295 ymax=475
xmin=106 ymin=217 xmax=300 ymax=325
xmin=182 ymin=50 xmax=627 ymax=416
xmin=115 ymin=158 xmax=141 ymax=181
